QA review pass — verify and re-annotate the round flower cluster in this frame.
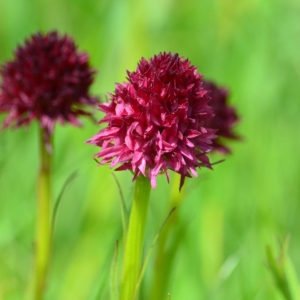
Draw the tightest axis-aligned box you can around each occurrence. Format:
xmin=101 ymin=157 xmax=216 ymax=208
xmin=0 ymin=31 xmax=97 ymax=139
xmin=87 ymin=52 xmax=222 ymax=189
xmin=203 ymin=80 xmax=239 ymax=154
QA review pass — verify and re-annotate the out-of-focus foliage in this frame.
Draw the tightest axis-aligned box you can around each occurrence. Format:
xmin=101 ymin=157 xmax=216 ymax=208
xmin=266 ymin=237 xmax=300 ymax=300
xmin=0 ymin=0 xmax=300 ymax=299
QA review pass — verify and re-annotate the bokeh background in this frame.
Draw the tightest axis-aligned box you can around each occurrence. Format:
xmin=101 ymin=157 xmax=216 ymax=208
xmin=1 ymin=0 xmax=300 ymax=299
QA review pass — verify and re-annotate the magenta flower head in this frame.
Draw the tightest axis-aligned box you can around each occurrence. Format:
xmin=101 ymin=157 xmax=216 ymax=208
xmin=87 ymin=52 xmax=217 ymax=189
xmin=202 ymin=80 xmax=239 ymax=154
xmin=0 ymin=31 xmax=98 ymax=144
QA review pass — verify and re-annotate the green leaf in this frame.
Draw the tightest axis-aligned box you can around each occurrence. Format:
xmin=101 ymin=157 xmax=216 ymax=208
xmin=112 ymin=173 xmax=129 ymax=241
xmin=132 ymin=207 xmax=177 ymax=300
xmin=110 ymin=240 xmax=119 ymax=300
xmin=266 ymin=237 xmax=300 ymax=300
xmin=86 ymin=243 xmax=120 ymax=300
xmin=51 ymin=171 xmax=77 ymax=232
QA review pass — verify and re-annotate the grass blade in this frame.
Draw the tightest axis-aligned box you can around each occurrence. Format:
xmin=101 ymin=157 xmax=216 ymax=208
xmin=51 ymin=171 xmax=77 ymax=232
xmin=110 ymin=240 xmax=119 ymax=300
xmin=266 ymin=236 xmax=300 ymax=300
xmin=132 ymin=207 xmax=177 ymax=300
xmin=112 ymin=173 xmax=129 ymax=240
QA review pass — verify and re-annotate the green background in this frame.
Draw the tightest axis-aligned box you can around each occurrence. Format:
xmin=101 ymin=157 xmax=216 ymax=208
xmin=0 ymin=0 xmax=300 ymax=299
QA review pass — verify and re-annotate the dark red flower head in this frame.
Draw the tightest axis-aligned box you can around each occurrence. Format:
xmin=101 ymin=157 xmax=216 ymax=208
xmin=203 ymin=80 xmax=239 ymax=154
xmin=0 ymin=31 xmax=98 ymax=138
xmin=87 ymin=52 xmax=217 ymax=189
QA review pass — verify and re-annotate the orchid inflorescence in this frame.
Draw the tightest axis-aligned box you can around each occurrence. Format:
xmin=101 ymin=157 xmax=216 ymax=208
xmin=87 ymin=52 xmax=239 ymax=189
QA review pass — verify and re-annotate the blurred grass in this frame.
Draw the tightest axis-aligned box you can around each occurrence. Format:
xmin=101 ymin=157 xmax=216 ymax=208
xmin=1 ymin=0 xmax=300 ymax=299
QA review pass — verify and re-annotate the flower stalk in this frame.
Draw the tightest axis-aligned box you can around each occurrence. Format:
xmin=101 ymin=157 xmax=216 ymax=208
xmin=34 ymin=128 xmax=53 ymax=299
xmin=120 ymin=175 xmax=151 ymax=300
xmin=0 ymin=30 xmax=98 ymax=300
xmin=150 ymin=174 xmax=183 ymax=300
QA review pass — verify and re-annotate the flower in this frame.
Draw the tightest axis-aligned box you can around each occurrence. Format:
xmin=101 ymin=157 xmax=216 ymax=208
xmin=202 ymin=80 xmax=239 ymax=154
xmin=0 ymin=31 xmax=98 ymax=140
xmin=87 ymin=52 xmax=217 ymax=189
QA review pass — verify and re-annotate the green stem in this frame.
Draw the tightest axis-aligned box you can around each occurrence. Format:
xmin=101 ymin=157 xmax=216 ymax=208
xmin=119 ymin=175 xmax=151 ymax=300
xmin=34 ymin=128 xmax=52 ymax=299
xmin=150 ymin=173 xmax=183 ymax=300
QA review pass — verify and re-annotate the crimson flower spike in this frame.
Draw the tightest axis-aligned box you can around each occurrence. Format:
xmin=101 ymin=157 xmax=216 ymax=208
xmin=203 ymin=80 xmax=240 ymax=154
xmin=87 ymin=52 xmax=218 ymax=190
xmin=0 ymin=31 xmax=98 ymax=149
xmin=0 ymin=31 xmax=98 ymax=299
